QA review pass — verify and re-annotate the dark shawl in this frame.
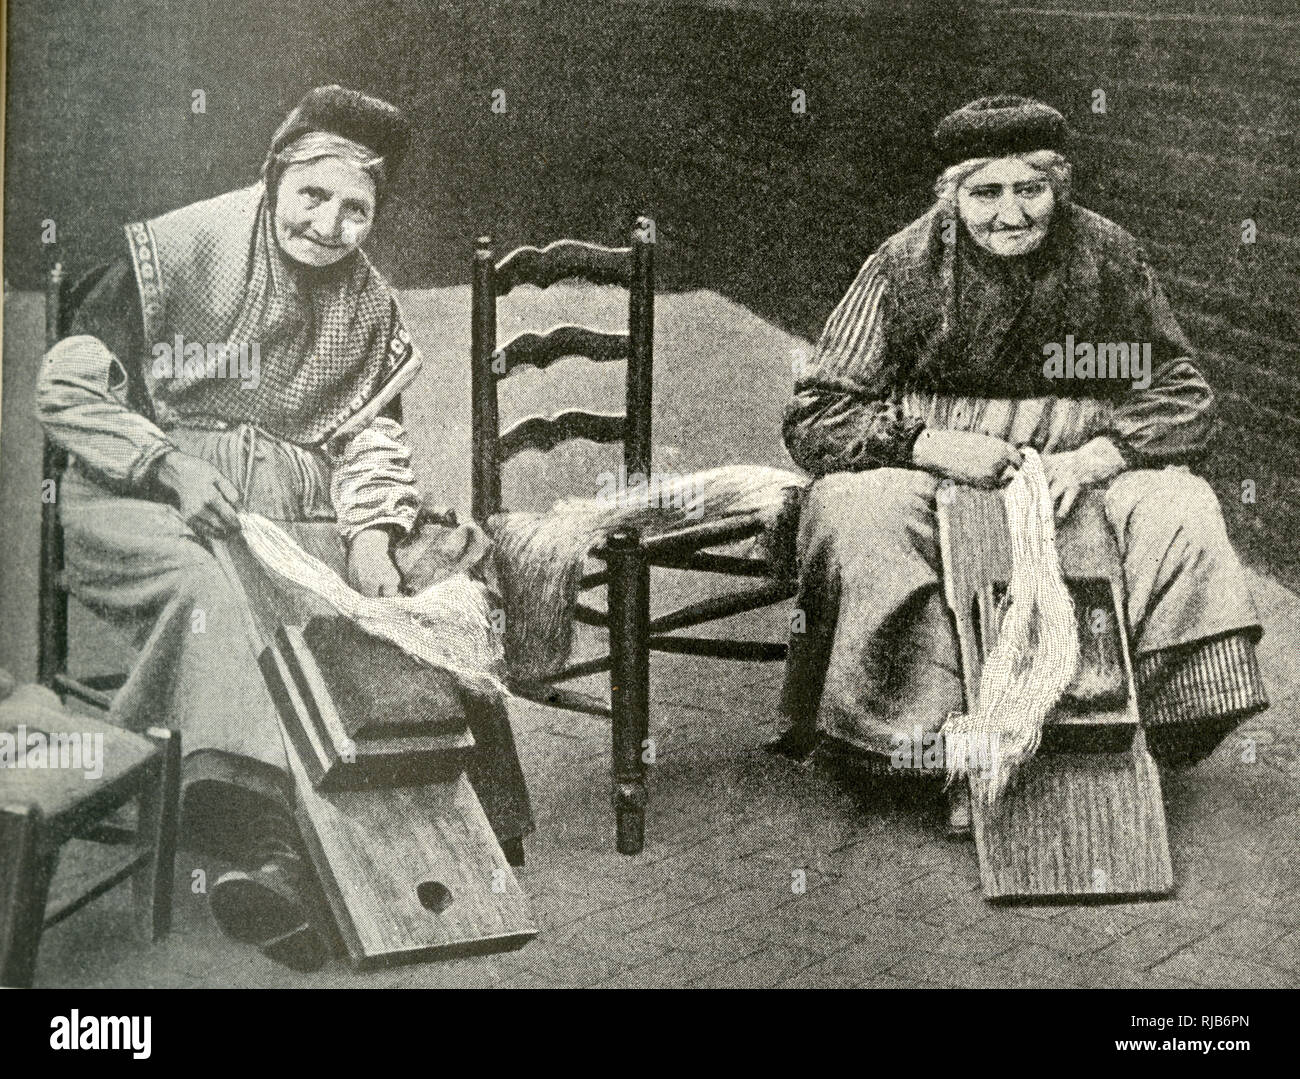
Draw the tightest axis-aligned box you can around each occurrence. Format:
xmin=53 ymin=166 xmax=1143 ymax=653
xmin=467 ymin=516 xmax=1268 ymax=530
xmin=784 ymin=201 xmax=1216 ymax=475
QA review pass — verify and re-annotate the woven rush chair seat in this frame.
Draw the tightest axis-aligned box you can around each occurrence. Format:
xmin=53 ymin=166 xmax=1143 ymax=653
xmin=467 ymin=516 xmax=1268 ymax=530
xmin=1 ymin=680 xmax=181 ymax=988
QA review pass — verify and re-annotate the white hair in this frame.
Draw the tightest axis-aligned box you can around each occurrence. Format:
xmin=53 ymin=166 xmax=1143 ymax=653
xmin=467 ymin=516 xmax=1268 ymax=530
xmin=933 ymin=149 xmax=1072 ymax=215
xmin=267 ymin=131 xmax=387 ymax=190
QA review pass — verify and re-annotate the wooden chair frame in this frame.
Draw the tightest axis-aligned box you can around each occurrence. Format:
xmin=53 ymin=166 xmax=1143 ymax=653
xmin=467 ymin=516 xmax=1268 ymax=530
xmin=471 ymin=217 xmax=798 ymax=855
xmin=0 ymin=724 xmax=181 ymax=988
xmin=39 ymin=262 xmax=128 ymax=710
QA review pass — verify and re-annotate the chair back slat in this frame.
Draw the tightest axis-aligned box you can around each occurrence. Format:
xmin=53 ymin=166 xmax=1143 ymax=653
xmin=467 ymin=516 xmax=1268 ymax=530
xmin=499 ymin=326 xmax=629 ymax=375
xmin=499 ymin=410 xmax=626 ymax=461
xmin=495 ymin=240 xmax=632 ymax=297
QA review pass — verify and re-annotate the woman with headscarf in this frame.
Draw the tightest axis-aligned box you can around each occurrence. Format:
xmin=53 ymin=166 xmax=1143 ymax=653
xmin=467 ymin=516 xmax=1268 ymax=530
xmin=774 ymin=95 xmax=1268 ymax=830
xmin=36 ymin=86 xmax=533 ymax=970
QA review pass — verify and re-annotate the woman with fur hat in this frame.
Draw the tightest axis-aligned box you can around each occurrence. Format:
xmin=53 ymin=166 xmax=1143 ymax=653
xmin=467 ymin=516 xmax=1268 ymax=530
xmin=774 ymin=95 xmax=1267 ymax=831
xmin=36 ymin=87 xmax=533 ymax=969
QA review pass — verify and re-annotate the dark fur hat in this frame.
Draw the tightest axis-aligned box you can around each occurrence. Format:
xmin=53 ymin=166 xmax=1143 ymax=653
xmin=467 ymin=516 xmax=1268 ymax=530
xmin=933 ymin=95 xmax=1068 ymax=168
xmin=265 ymin=85 xmax=411 ymax=188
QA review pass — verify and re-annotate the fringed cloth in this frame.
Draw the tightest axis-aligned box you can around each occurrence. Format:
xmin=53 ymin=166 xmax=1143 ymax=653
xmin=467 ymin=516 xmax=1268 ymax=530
xmin=942 ymin=449 xmax=1081 ymax=804
xmin=489 ymin=465 xmax=807 ymax=680
xmin=236 ymin=513 xmax=507 ymax=698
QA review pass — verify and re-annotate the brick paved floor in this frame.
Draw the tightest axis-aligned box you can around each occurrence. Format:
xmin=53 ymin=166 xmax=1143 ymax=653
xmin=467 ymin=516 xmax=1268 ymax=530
xmin=32 ymin=567 xmax=1300 ymax=989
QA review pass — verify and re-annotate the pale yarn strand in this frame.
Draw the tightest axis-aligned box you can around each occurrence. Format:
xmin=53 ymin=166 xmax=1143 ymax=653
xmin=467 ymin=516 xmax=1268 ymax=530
xmin=945 ymin=449 xmax=1080 ymax=804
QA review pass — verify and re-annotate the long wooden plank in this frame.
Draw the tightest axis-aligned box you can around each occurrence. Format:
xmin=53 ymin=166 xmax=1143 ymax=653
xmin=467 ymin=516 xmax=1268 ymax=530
xmin=284 ymin=733 xmax=536 ymax=970
xmin=939 ymin=486 xmax=1173 ymax=902
xmin=971 ymin=731 xmax=1174 ymax=901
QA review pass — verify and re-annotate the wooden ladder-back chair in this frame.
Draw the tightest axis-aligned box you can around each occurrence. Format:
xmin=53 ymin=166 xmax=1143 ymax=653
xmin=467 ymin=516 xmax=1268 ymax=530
xmin=38 ymin=262 xmax=128 ymax=711
xmin=471 ymin=217 xmax=799 ymax=854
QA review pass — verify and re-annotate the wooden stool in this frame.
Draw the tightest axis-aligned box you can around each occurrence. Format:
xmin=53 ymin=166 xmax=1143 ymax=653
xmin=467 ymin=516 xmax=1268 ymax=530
xmin=0 ymin=684 xmax=180 ymax=987
xmin=937 ymin=487 xmax=1174 ymax=902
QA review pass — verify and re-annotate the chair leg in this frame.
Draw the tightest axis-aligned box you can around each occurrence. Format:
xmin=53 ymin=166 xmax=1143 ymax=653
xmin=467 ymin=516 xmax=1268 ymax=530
xmin=1 ymin=804 xmax=57 ymax=988
xmin=134 ymin=728 xmax=182 ymax=942
xmin=605 ymin=529 xmax=651 ymax=855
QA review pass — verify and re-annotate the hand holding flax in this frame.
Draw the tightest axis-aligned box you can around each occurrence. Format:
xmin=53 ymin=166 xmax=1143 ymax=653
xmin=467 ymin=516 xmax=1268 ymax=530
xmin=151 ymin=449 xmax=242 ymax=538
xmin=911 ymin=429 xmax=1024 ymax=487
xmin=346 ymin=526 xmax=402 ymax=597
xmin=1041 ymin=437 xmax=1127 ymax=522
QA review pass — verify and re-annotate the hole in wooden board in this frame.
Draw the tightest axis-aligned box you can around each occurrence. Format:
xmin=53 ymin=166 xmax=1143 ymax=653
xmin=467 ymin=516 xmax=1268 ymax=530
xmin=417 ymin=880 xmax=454 ymax=913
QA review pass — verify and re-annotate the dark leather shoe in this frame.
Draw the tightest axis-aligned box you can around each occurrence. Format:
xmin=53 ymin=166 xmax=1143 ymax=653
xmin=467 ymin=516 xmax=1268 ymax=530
xmin=209 ymin=851 xmax=327 ymax=972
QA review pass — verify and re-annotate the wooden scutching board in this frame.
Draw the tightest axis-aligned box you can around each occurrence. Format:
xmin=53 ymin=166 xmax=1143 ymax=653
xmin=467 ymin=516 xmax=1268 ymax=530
xmin=938 ymin=487 xmax=1174 ymax=902
xmin=970 ymin=732 xmax=1173 ymax=901
xmin=284 ymin=733 xmax=536 ymax=970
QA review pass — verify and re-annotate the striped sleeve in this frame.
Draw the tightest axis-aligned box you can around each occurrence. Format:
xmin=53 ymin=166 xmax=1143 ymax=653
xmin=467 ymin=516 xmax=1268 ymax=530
xmin=800 ymin=252 xmax=891 ymax=390
xmin=329 ymin=416 xmax=422 ymax=543
xmin=783 ymin=250 xmax=926 ymax=474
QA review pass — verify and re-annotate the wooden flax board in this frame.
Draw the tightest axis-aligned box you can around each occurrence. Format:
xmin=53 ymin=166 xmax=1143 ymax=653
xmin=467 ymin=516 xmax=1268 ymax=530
xmin=939 ymin=487 xmax=1174 ymax=902
xmin=971 ymin=731 xmax=1174 ymax=901
xmin=284 ymin=731 xmax=536 ymax=970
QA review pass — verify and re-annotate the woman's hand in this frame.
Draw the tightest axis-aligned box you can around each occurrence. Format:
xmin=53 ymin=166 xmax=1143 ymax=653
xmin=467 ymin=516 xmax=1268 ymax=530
xmin=346 ymin=527 xmax=402 ymax=597
xmin=911 ymin=429 xmax=1024 ymax=488
xmin=151 ymin=450 xmax=242 ymax=539
xmin=1041 ymin=438 xmax=1127 ymax=522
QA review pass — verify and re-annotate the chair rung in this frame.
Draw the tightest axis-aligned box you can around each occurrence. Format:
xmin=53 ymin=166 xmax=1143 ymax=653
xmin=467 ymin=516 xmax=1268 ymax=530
xmin=647 ymin=636 xmax=788 ymax=662
xmin=53 ymin=674 xmax=121 ymax=711
xmin=578 ymin=570 xmax=609 ymax=590
xmin=649 ymin=580 xmax=795 ymax=635
xmin=573 ymin=603 xmax=608 ymax=627
xmin=74 ymin=822 xmax=138 ymax=845
xmin=545 ymin=655 xmax=613 ymax=682
xmin=634 ymin=516 xmax=768 ymax=559
xmin=43 ymin=843 xmax=150 ymax=929
xmin=650 ymin=550 xmax=780 ymax=578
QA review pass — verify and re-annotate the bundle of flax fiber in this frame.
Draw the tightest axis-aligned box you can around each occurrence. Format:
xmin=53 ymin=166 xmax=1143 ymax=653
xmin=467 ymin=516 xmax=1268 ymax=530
xmin=944 ymin=449 xmax=1081 ymax=805
xmin=237 ymin=512 xmax=507 ymax=698
xmin=489 ymin=465 xmax=805 ymax=680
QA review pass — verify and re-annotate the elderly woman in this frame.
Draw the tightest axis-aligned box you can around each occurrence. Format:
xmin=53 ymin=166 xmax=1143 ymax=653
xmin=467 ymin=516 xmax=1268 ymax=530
xmin=774 ymin=96 xmax=1268 ymax=827
xmin=36 ymin=87 xmax=532 ymax=969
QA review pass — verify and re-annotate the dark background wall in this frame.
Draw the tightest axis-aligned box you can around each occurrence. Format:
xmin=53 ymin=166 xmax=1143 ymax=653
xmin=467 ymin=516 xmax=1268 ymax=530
xmin=5 ymin=0 xmax=1298 ymax=578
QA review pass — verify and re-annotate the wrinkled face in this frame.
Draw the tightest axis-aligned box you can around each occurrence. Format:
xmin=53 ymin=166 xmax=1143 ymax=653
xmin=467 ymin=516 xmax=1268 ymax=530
xmin=274 ymin=157 xmax=377 ymax=267
xmin=956 ymin=157 xmax=1055 ymax=257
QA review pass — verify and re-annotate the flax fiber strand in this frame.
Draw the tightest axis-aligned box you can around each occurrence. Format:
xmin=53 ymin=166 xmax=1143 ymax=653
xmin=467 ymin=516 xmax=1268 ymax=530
xmin=945 ymin=449 xmax=1081 ymax=804
xmin=236 ymin=512 xmax=507 ymax=697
